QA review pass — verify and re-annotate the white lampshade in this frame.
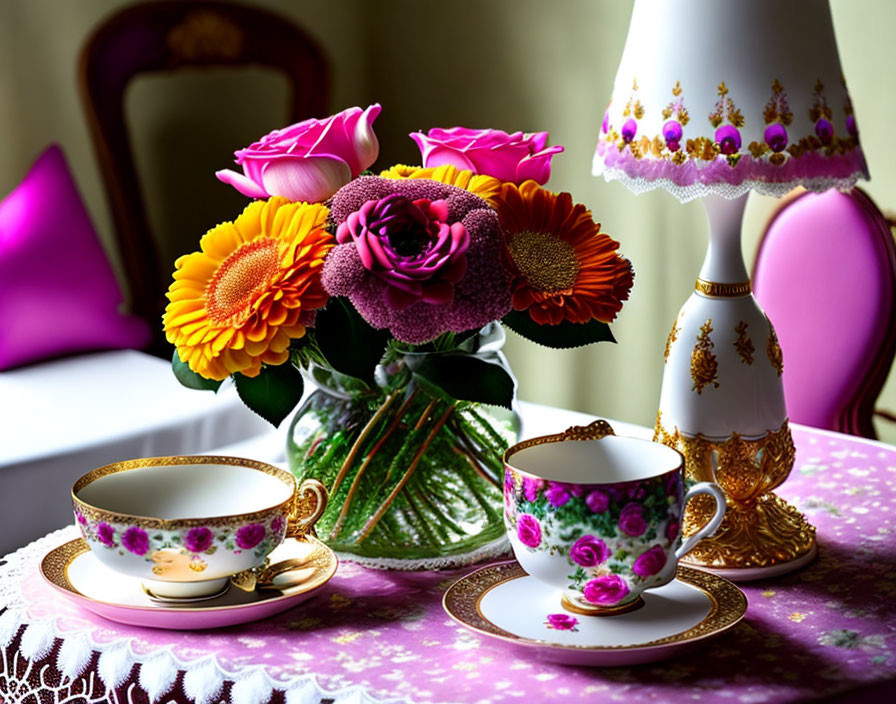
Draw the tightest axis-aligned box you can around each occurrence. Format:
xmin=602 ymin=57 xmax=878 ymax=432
xmin=593 ymin=0 xmax=869 ymax=202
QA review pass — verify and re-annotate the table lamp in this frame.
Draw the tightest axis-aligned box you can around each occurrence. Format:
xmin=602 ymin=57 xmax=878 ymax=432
xmin=593 ymin=0 xmax=869 ymax=578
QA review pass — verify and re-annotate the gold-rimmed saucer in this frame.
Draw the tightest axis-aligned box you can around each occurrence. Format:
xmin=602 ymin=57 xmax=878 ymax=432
xmin=443 ymin=561 xmax=747 ymax=666
xmin=40 ymin=536 xmax=337 ymax=630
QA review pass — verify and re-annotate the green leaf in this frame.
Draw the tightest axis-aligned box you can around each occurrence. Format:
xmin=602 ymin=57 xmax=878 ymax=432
xmin=413 ymin=355 xmax=515 ymax=409
xmin=314 ymin=298 xmax=389 ymax=385
xmin=502 ymin=310 xmax=616 ymax=349
xmin=234 ymin=363 xmax=304 ymax=426
xmin=172 ymin=351 xmax=222 ymax=392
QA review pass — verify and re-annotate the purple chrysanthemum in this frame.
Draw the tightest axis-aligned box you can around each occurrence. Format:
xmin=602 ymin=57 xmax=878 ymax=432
xmin=236 ymin=523 xmax=266 ymax=550
xmin=184 ymin=526 xmax=214 ymax=553
xmin=121 ymin=526 xmax=150 ymax=556
xmin=323 ymin=176 xmax=512 ymax=343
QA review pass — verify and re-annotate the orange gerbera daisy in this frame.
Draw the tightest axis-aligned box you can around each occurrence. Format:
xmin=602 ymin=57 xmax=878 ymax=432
xmin=164 ymin=197 xmax=333 ymax=380
xmin=380 ymin=163 xmax=502 ymax=206
xmin=493 ymin=181 xmax=633 ymax=326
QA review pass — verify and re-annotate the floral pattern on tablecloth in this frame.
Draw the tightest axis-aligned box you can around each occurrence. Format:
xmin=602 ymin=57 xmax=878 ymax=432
xmin=2 ymin=426 xmax=896 ymax=703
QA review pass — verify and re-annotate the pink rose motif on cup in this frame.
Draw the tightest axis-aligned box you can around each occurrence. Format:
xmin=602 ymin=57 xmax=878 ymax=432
xmin=183 ymin=526 xmax=214 ymax=553
xmin=583 ymin=574 xmax=630 ymax=606
xmin=516 ymin=513 xmax=542 ymax=548
xmin=666 ymin=519 xmax=680 ymax=542
xmin=121 ymin=526 xmax=150 ymax=556
xmin=336 ymin=194 xmax=470 ymax=309
xmin=585 ymin=489 xmax=610 ymax=513
xmin=618 ymin=502 xmax=648 ymax=537
xmin=216 ymin=104 xmax=381 ymax=203
xmin=409 ymin=127 xmax=564 ymax=185
xmin=235 ymin=523 xmax=267 ymax=550
xmin=75 ymin=512 xmax=87 ymax=526
xmin=270 ymin=515 xmax=286 ymax=535
xmin=522 ymin=477 xmax=544 ymax=503
xmin=96 ymin=522 xmax=116 ymax=547
xmin=545 ymin=482 xmax=572 ymax=507
xmin=545 ymin=613 xmax=579 ymax=631
xmin=632 ymin=545 xmax=668 ymax=579
xmin=569 ymin=535 xmax=611 ymax=567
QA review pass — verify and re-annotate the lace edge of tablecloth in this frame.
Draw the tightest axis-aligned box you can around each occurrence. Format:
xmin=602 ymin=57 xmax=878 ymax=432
xmin=336 ymin=534 xmax=511 ymax=570
xmin=0 ymin=527 xmax=418 ymax=704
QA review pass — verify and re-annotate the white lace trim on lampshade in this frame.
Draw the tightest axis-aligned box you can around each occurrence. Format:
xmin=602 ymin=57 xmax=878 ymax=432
xmin=336 ymin=533 xmax=510 ymax=571
xmin=592 ymin=0 xmax=870 ymax=202
xmin=0 ymin=528 xmax=413 ymax=704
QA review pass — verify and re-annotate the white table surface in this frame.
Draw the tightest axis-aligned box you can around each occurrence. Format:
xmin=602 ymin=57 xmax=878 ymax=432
xmin=0 ymin=350 xmax=269 ymax=554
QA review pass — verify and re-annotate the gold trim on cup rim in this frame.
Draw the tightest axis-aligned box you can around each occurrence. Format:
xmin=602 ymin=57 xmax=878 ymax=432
xmin=71 ymin=455 xmax=297 ymax=530
xmin=503 ymin=420 xmax=684 ymax=479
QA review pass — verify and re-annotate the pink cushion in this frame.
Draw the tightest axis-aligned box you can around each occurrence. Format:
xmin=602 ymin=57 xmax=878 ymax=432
xmin=754 ymin=189 xmax=896 ymax=433
xmin=0 ymin=145 xmax=151 ymax=370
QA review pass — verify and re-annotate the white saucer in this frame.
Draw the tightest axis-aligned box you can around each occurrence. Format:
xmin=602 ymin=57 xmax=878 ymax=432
xmin=41 ymin=536 xmax=337 ymax=630
xmin=443 ymin=561 xmax=747 ymax=666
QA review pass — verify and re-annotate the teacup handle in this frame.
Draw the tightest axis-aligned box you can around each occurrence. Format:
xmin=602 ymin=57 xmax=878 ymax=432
xmin=286 ymin=478 xmax=328 ymax=539
xmin=675 ymin=482 xmax=727 ymax=559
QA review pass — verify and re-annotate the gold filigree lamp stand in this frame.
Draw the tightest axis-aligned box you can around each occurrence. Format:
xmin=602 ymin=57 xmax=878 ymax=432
xmin=653 ymin=194 xmax=816 ymax=581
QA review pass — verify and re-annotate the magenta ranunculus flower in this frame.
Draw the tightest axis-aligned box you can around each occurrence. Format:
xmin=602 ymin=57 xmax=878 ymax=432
xmin=322 ymin=176 xmax=513 ymax=343
xmin=96 ymin=522 xmax=115 ymax=547
xmin=121 ymin=526 xmax=149 ymax=556
xmin=632 ymin=545 xmax=668 ymax=578
xmin=569 ymin=535 xmax=611 ymax=567
xmin=409 ymin=127 xmax=563 ymax=185
xmin=516 ymin=513 xmax=542 ymax=548
xmin=336 ymin=194 xmax=470 ymax=309
xmin=583 ymin=574 xmax=630 ymax=605
xmin=545 ymin=482 xmax=571 ymax=507
xmin=545 ymin=613 xmax=579 ymax=631
xmin=236 ymin=523 xmax=267 ymax=550
xmin=618 ymin=502 xmax=648 ymax=537
xmin=184 ymin=526 xmax=214 ymax=553
xmin=585 ymin=489 xmax=610 ymax=513
xmin=216 ymin=104 xmax=381 ymax=203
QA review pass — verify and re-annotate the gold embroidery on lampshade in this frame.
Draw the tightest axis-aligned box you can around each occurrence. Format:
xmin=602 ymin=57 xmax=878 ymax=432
xmin=767 ymin=319 xmax=784 ymax=376
xmin=665 ymin=317 xmax=681 ymax=364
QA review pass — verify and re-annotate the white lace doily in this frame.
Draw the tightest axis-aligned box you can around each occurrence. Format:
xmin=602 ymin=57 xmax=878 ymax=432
xmin=336 ymin=534 xmax=510 ymax=571
xmin=0 ymin=527 xmax=416 ymax=704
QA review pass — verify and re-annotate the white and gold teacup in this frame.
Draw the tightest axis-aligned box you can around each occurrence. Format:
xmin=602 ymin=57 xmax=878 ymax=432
xmin=72 ymin=456 xmax=326 ymax=599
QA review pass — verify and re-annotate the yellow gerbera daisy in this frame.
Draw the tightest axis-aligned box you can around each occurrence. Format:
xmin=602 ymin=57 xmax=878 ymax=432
xmin=380 ymin=163 xmax=502 ymax=206
xmin=164 ymin=197 xmax=333 ymax=380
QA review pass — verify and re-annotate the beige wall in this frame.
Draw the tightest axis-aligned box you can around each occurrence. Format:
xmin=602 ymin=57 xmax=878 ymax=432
xmin=2 ymin=0 xmax=895 ymax=440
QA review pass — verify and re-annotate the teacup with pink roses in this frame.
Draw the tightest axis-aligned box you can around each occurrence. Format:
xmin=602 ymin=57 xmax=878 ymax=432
xmin=504 ymin=421 xmax=726 ymax=615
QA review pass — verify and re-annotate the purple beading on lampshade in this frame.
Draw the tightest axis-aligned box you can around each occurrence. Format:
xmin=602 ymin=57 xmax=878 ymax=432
xmin=592 ymin=0 xmax=869 ymax=202
xmin=0 ymin=145 xmax=151 ymax=370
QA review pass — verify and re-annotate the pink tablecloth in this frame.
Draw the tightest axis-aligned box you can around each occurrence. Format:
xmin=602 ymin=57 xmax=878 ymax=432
xmin=2 ymin=424 xmax=895 ymax=703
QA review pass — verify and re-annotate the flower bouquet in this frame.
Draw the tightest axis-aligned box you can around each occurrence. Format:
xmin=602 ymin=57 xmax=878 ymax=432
xmin=164 ymin=104 xmax=634 ymax=568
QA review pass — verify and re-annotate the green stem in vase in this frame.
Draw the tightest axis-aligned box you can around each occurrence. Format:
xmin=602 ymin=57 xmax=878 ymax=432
xmin=358 ymin=403 xmax=456 ymax=543
xmin=328 ymin=390 xmax=400 ymax=499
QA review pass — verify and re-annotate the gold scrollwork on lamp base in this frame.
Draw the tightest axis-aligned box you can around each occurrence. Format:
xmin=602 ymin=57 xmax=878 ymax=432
xmin=655 ymin=412 xmax=817 ymax=569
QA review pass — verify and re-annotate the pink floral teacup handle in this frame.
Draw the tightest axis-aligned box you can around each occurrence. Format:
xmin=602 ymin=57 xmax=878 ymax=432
xmin=675 ymin=482 xmax=726 ymax=559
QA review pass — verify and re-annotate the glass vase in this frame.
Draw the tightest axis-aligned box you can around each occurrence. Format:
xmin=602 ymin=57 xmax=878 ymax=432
xmin=286 ymin=325 xmax=520 ymax=569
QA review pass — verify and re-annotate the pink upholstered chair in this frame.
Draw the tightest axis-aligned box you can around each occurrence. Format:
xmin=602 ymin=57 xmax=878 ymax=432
xmin=753 ymin=188 xmax=896 ymax=438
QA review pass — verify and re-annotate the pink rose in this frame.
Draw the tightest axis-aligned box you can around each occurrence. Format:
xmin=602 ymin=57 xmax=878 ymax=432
xmin=545 ymin=613 xmax=578 ymax=631
xmin=217 ymin=104 xmax=381 ymax=203
xmin=618 ymin=502 xmax=648 ymax=537
xmin=522 ymin=477 xmax=544 ymax=503
xmin=516 ymin=513 xmax=542 ymax=548
xmin=409 ymin=127 xmax=564 ymax=185
xmin=585 ymin=490 xmax=610 ymax=513
xmin=569 ymin=535 xmax=610 ymax=567
xmin=665 ymin=519 xmax=680 ymax=542
xmin=632 ymin=545 xmax=668 ymax=578
xmin=545 ymin=482 xmax=571 ymax=507
xmin=583 ymin=574 xmax=630 ymax=605
xmin=235 ymin=523 xmax=267 ymax=550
